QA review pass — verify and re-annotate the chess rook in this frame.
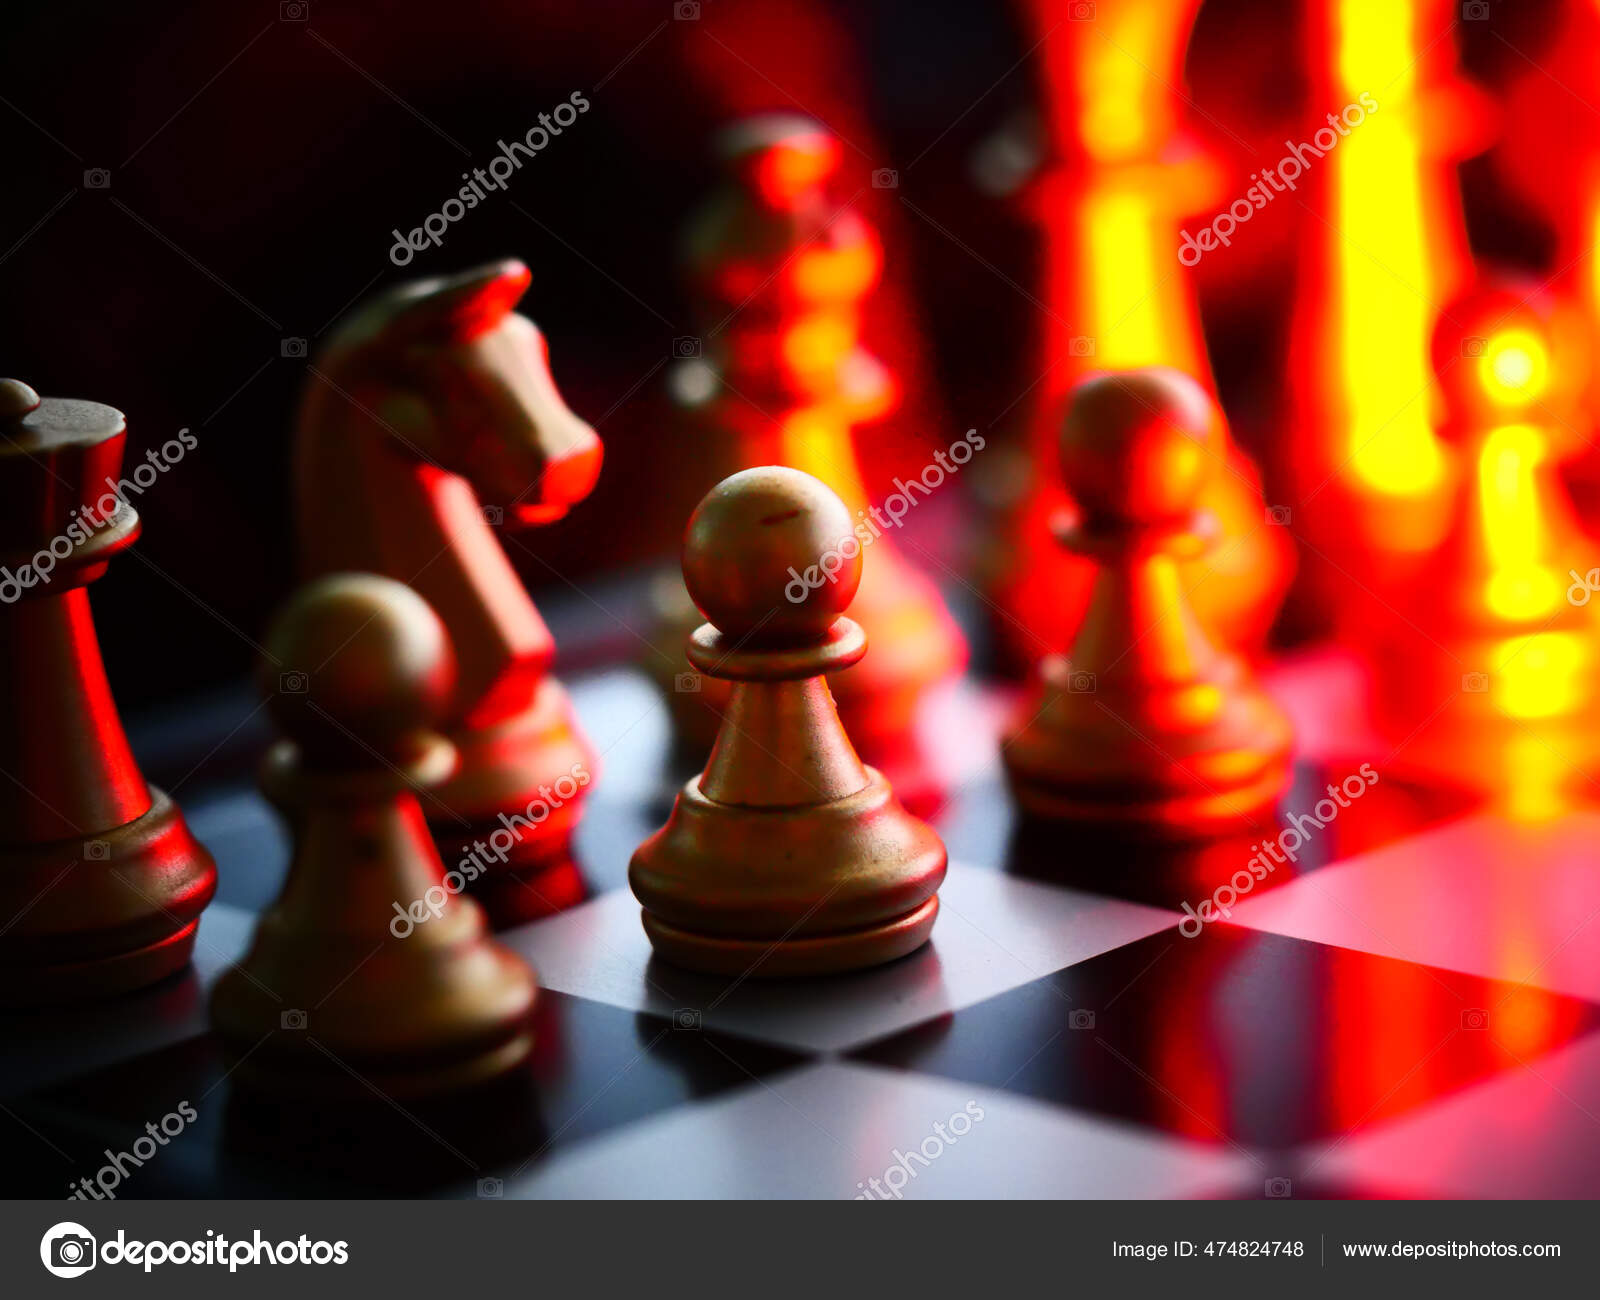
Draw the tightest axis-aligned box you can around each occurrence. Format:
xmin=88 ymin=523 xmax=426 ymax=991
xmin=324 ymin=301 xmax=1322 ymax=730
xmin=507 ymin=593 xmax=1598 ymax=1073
xmin=631 ymin=467 xmax=946 ymax=976
xmin=210 ymin=574 xmax=538 ymax=1099
xmin=294 ymin=261 xmax=600 ymax=923
xmin=1003 ymin=369 xmax=1293 ymax=837
xmin=0 ymin=379 xmax=216 ymax=1003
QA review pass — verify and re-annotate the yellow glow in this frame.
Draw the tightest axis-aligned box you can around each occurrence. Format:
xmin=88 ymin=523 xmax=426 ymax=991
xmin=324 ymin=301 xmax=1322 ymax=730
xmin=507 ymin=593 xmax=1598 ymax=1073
xmin=1479 ymin=329 xmax=1549 ymax=406
xmin=1085 ymin=185 xmax=1171 ymax=368
xmin=1331 ymin=0 xmax=1447 ymax=496
xmin=779 ymin=409 xmax=868 ymax=509
xmin=1079 ymin=6 xmax=1162 ymax=160
xmin=1490 ymin=631 xmax=1586 ymax=720
xmin=1478 ymin=424 xmax=1563 ymax=620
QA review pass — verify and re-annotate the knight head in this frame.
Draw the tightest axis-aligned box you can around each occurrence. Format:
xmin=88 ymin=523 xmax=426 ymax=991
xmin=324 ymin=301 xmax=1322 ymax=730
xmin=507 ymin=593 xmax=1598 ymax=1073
xmin=319 ymin=260 xmax=602 ymax=523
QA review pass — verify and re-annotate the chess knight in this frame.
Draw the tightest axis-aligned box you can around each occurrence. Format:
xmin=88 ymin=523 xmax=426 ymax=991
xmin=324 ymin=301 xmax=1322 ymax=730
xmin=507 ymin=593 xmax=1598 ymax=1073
xmin=293 ymin=261 xmax=601 ymax=921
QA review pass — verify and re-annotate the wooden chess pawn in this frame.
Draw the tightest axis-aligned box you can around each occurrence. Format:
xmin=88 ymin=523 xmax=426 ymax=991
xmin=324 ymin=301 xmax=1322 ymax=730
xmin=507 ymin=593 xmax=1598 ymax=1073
xmin=210 ymin=574 xmax=537 ymax=1099
xmin=0 ymin=378 xmax=216 ymax=1004
xmin=295 ymin=261 xmax=600 ymax=922
xmin=1003 ymin=369 xmax=1293 ymax=837
xmin=651 ymin=116 xmax=965 ymax=775
xmin=630 ymin=467 xmax=946 ymax=976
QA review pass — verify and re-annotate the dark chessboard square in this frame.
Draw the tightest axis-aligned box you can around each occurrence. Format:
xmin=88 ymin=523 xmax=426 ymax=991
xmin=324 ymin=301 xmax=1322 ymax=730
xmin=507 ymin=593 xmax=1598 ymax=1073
xmin=2 ymin=991 xmax=809 ymax=1198
xmin=850 ymin=925 xmax=1600 ymax=1150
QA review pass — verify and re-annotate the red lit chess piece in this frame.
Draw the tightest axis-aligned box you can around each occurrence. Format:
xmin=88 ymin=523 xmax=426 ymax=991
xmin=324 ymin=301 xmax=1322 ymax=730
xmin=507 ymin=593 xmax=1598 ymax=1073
xmin=1369 ymin=281 xmax=1600 ymax=802
xmin=0 ymin=378 xmax=216 ymax=1002
xmin=211 ymin=574 xmax=538 ymax=1098
xmin=294 ymin=261 xmax=600 ymax=923
xmin=632 ymin=467 xmax=946 ymax=976
xmin=1003 ymin=369 xmax=1293 ymax=837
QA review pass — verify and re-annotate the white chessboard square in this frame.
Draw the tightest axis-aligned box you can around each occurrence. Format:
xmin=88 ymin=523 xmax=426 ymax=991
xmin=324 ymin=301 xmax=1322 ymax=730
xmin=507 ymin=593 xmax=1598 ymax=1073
xmin=1228 ymin=811 xmax=1600 ymax=1003
xmin=502 ymin=1060 xmax=1258 ymax=1199
xmin=499 ymin=862 xmax=1181 ymax=1053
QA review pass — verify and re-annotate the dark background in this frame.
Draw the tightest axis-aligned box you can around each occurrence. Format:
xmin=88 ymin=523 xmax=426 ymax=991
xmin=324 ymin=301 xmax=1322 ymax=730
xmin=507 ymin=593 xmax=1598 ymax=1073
xmin=0 ymin=0 xmax=1565 ymax=709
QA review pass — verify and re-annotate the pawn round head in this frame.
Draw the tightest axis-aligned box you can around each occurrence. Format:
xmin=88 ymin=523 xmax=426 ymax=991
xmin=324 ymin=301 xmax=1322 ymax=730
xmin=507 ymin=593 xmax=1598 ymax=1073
xmin=682 ymin=466 xmax=860 ymax=646
xmin=1431 ymin=282 xmax=1572 ymax=431
xmin=1059 ymin=368 xmax=1220 ymax=531
xmin=261 ymin=574 xmax=456 ymax=764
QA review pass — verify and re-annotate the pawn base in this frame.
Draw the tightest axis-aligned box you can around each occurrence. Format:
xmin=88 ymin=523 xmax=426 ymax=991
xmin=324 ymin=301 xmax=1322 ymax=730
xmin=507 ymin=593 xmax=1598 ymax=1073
xmin=1008 ymin=761 xmax=1289 ymax=841
xmin=642 ymin=896 xmax=938 ymax=977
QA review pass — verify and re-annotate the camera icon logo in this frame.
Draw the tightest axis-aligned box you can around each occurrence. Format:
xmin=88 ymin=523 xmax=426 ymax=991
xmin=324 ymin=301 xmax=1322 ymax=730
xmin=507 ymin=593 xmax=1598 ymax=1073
xmin=674 ymin=1008 xmax=702 ymax=1030
xmin=672 ymin=335 xmax=702 ymax=359
xmin=1461 ymin=1 xmax=1490 ymax=20
xmin=871 ymin=168 xmax=899 ymax=189
xmin=1264 ymin=1177 xmax=1292 ymax=1198
xmin=281 ymin=337 xmax=308 ymax=359
xmin=675 ymin=672 xmax=702 ymax=694
xmin=280 ymin=671 xmax=310 ymax=694
xmin=1068 ymin=0 xmax=1096 ymax=18
xmin=281 ymin=1009 xmax=308 ymax=1030
xmin=1461 ymin=334 xmax=1488 ymax=357
xmin=1461 ymin=671 xmax=1490 ymax=693
xmin=1461 ymin=1007 xmax=1489 ymax=1030
xmin=83 ymin=169 xmax=111 ymax=190
xmin=481 ymin=504 xmax=504 ymax=525
xmin=83 ymin=840 xmax=111 ymax=861
xmin=477 ymin=1176 xmax=504 ymax=1198
xmin=1068 ymin=1009 xmax=1095 ymax=1029
xmin=1265 ymin=505 xmax=1292 ymax=526
xmin=1068 ymin=335 xmax=1096 ymax=357
xmin=280 ymin=0 xmax=311 ymax=20
xmin=1067 ymin=670 xmax=1096 ymax=694
xmin=40 ymin=1222 xmax=97 ymax=1278
xmin=674 ymin=1 xmax=701 ymax=19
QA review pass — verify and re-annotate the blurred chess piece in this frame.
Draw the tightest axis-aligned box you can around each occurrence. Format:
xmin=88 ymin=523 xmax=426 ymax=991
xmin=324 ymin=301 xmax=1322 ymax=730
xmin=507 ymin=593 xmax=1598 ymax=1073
xmin=647 ymin=116 xmax=965 ymax=794
xmin=211 ymin=574 xmax=538 ymax=1098
xmin=632 ymin=468 xmax=946 ymax=976
xmin=1003 ymin=369 xmax=1293 ymax=837
xmin=1370 ymin=281 xmax=1600 ymax=811
xmin=1288 ymin=0 xmax=1483 ymax=614
xmin=0 ymin=378 xmax=216 ymax=1003
xmin=982 ymin=0 xmax=1291 ymax=672
xmin=295 ymin=261 xmax=599 ymax=923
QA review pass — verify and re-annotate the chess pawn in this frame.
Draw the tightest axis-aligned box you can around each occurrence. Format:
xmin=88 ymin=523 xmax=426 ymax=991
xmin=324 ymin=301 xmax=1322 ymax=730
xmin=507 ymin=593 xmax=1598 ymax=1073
xmin=652 ymin=116 xmax=965 ymax=773
xmin=295 ymin=261 xmax=600 ymax=922
xmin=631 ymin=468 xmax=946 ymax=976
xmin=210 ymin=574 xmax=537 ymax=1098
xmin=1003 ymin=369 xmax=1293 ymax=836
xmin=0 ymin=379 xmax=216 ymax=1004
xmin=1375 ymin=282 xmax=1600 ymax=741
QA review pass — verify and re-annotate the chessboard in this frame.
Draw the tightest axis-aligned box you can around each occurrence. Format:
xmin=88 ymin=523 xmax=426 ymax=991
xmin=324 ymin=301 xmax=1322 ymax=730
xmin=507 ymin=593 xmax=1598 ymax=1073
xmin=8 ymin=577 xmax=1600 ymax=1203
